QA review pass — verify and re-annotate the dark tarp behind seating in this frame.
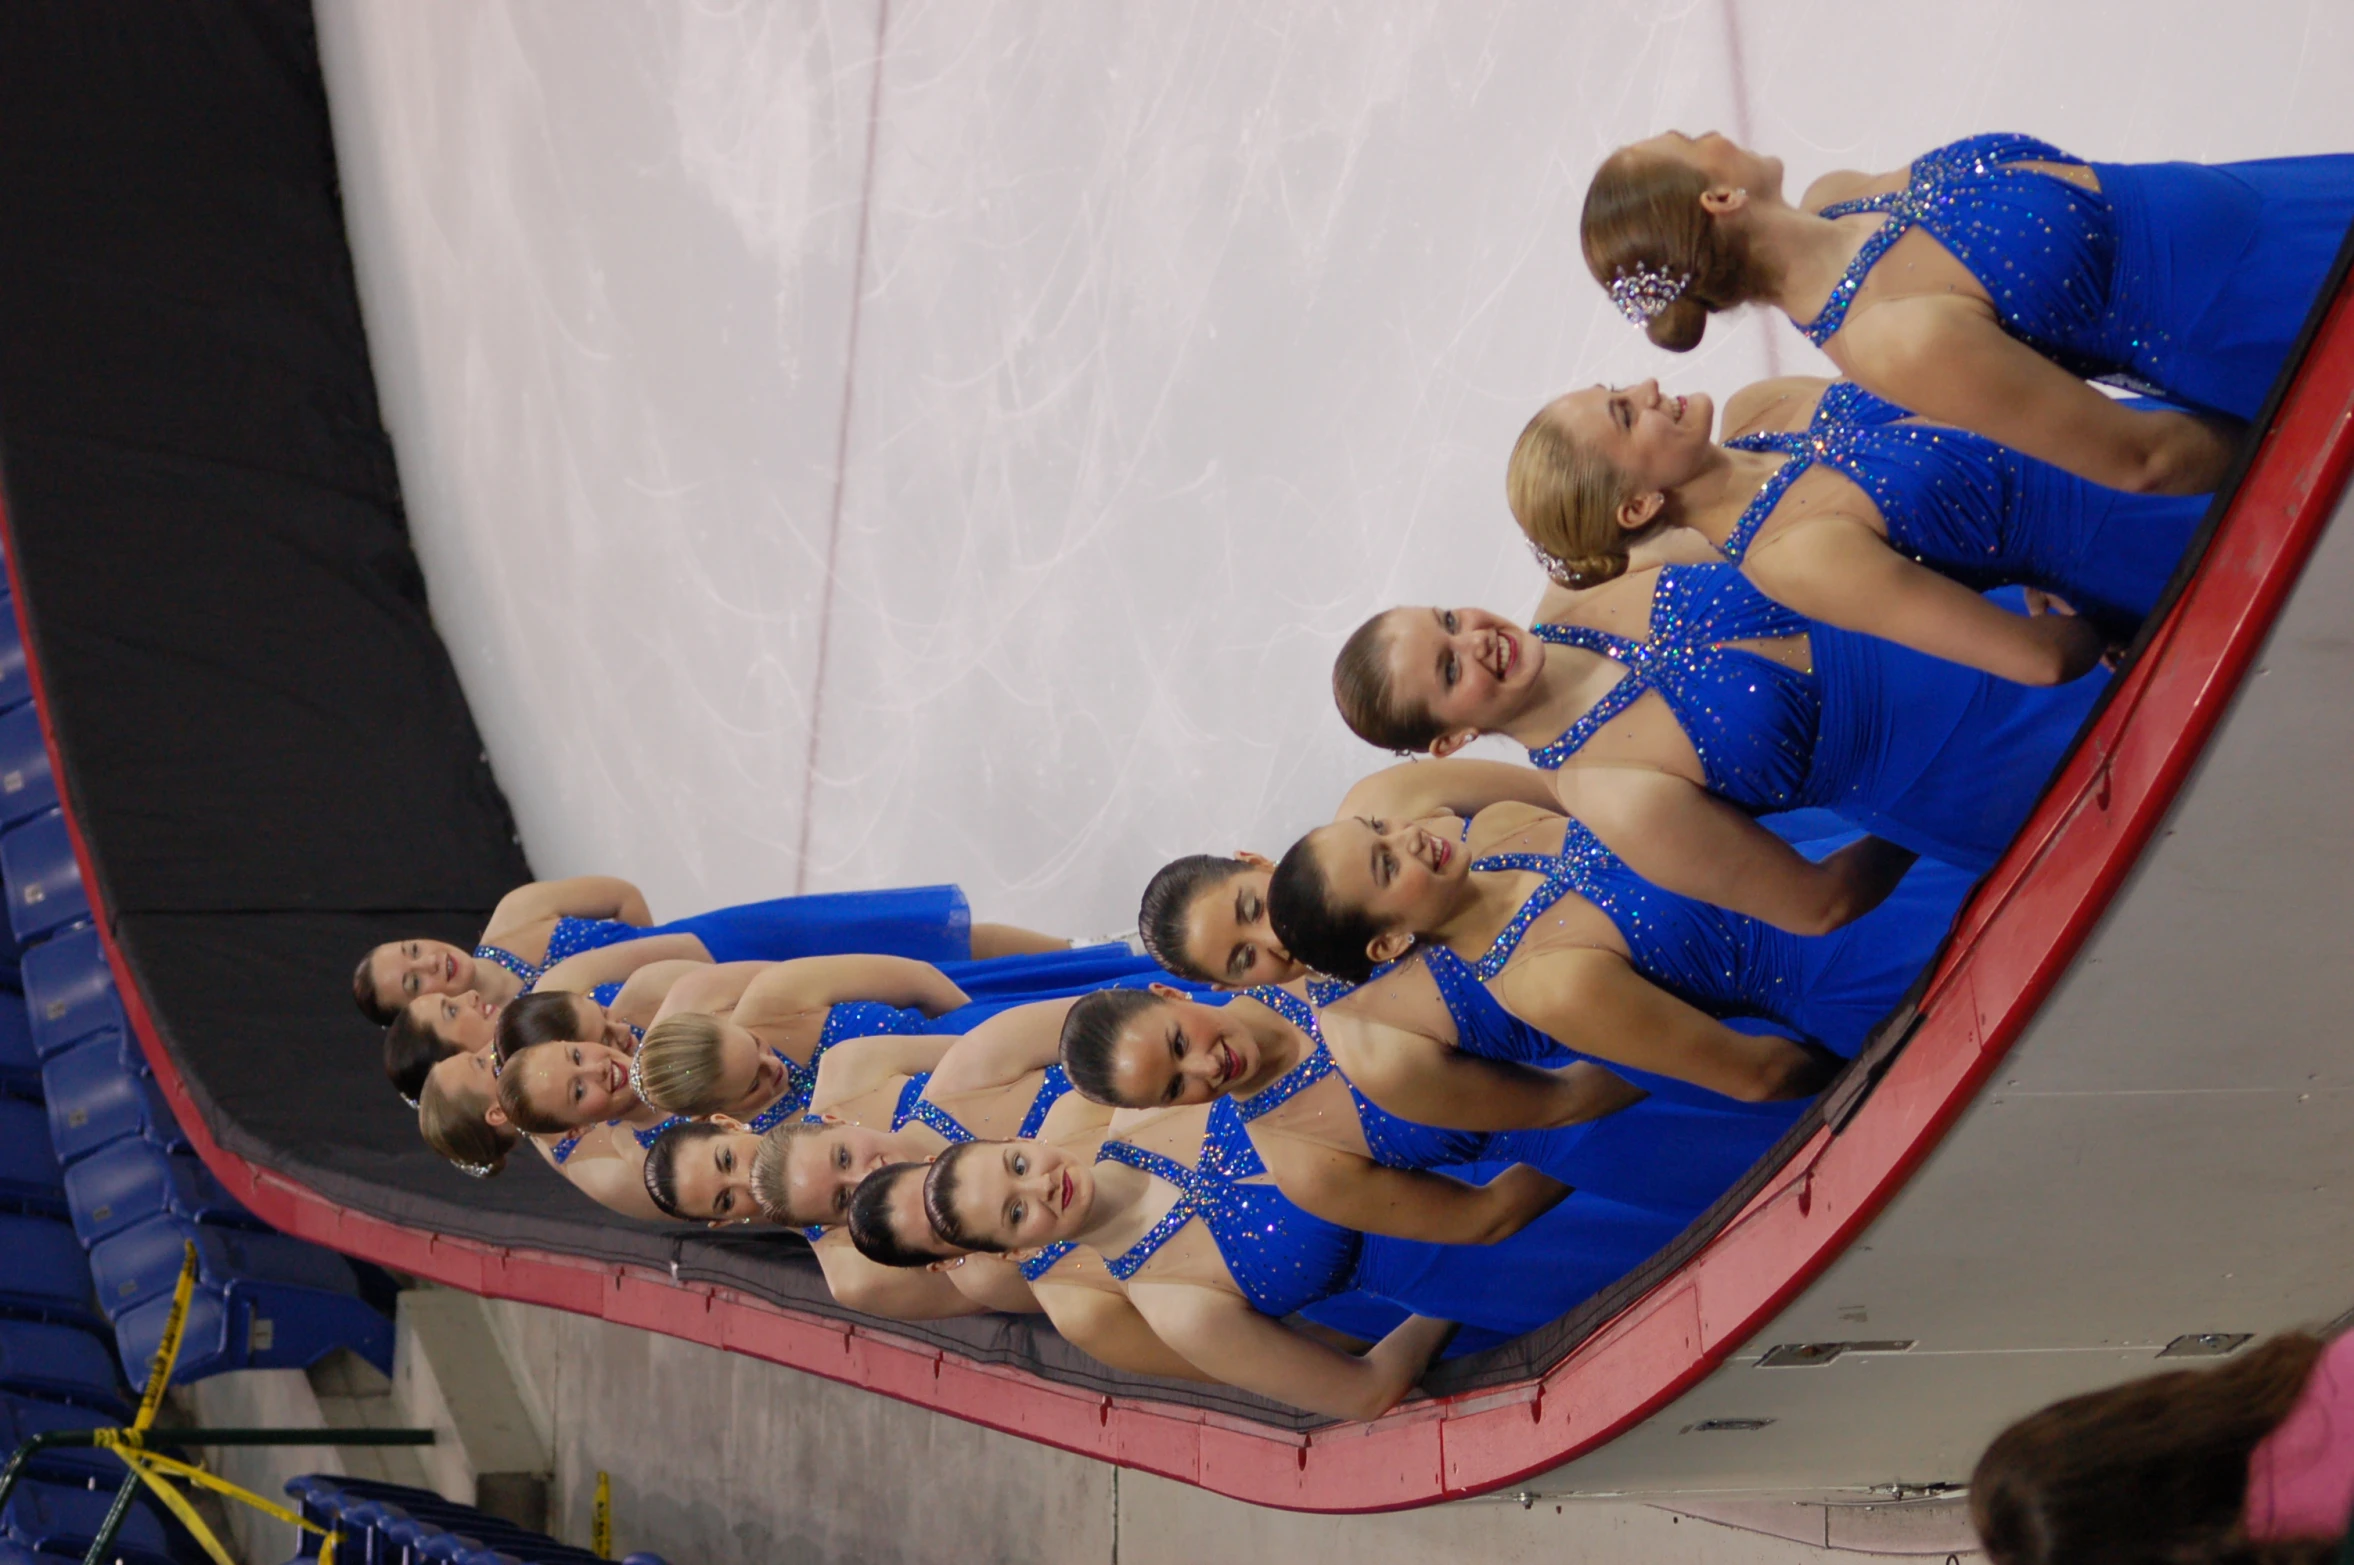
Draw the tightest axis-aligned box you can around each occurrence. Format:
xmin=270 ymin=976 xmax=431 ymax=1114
xmin=0 ymin=0 xmax=1864 ymax=1432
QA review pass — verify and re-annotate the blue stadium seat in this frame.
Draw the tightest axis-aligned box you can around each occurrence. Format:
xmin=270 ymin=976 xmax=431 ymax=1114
xmin=3 ymin=1480 xmax=172 ymax=1565
xmin=0 ymin=1322 xmax=120 ymax=1412
xmin=102 ymin=1220 xmax=391 ymax=1378
xmin=0 ymin=612 xmax=27 ymax=717
xmin=0 ymin=815 xmax=85 ymax=947
xmin=64 ymin=1141 xmax=257 ymax=1247
xmin=0 ymin=1394 xmax=120 ymax=1487
xmin=60 ymin=1138 xmax=165 ymax=1246
xmin=0 ymin=999 xmax=38 ymax=1102
xmin=0 ymin=1100 xmax=62 ymax=1217
xmin=39 ymin=1033 xmax=145 ymax=1164
xmin=0 ymin=708 xmax=53 ymax=832
xmin=0 ymin=1216 xmax=95 ymax=1327
xmin=162 ymin=1151 xmax=256 ymax=1227
xmin=134 ymin=1080 xmax=189 ymax=1153
xmin=0 ymin=1540 xmax=80 ymax=1565
xmin=19 ymin=925 xmax=117 ymax=1058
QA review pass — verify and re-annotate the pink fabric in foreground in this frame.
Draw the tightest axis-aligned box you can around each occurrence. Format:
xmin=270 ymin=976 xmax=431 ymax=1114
xmin=2247 ymin=1333 xmax=2354 ymax=1540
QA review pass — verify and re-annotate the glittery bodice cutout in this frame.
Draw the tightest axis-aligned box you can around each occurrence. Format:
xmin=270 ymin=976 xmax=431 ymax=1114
xmin=735 ymin=1008 xmax=904 ymax=1137
xmin=886 ymin=1066 xmax=1075 ymax=1148
xmin=1466 ymin=821 xmax=1812 ymax=1035
xmin=1019 ymin=1242 xmax=1078 ymax=1281
xmin=1801 ymin=133 xmax=2118 ymax=363
xmin=1528 ymin=565 xmax=1821 ymax=811
xmin=549 ymin=1114 xmax=684 ymax=1165
xmin=477 ymin=915 xmax=657 ymax=990
xmin=1725 ymin=385 xmax=2147 ymax=599
xmin=1235 ymin=987 xmax=1487 ymax=1171
xmin=1096 ymin=1100 xmax=1361 ymax=1318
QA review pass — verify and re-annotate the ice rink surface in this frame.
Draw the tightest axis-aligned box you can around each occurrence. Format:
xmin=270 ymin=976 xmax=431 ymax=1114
xmin=315 ymin=0 xmax=2354 ymax=939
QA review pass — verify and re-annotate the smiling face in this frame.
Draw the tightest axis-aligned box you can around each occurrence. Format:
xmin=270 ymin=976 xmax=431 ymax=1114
xmin=779 ymin=1120 xmax=906 ymax=1228
xmin=1099 ymin=994 xmax=1259 ymax=1109
xmin=1376 ymin=606 xmax=1544 ymax=743
xmin=511 ymin=1037 xmax=639 ymax=1129
xmin=939 ymin=1139 xmax=1093 ymax=1253
xmin=1620 ymin=129 xmax=1785 ymax=205
xmin=369 ymin=939 xmax=473 ymax=1012
xmin=1304 ymin=814 xmax=1467 ymax=953
xmin=404 ymin=989 xmax=500 ymax=1056
xmin=666 ymin=1126 xmax=766 ymax=1222
xmin=1545 ymin=380 xmax=1717 ymax=499
xmin=1176 ymin=860 xmax=1302 ymax=988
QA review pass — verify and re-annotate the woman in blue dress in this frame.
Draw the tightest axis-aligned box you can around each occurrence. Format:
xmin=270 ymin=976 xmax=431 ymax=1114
xmin=1508 ymin=374 xmax=2208 ymax=684
xmin=1056 ymin=972 xmax=1798 ymax=1221
xmin=382 ymin=960 xmax=706 ymax=1104
xmin=353 ymin=871 xmax=1072 ymax=1024
xmin=642 ymin=997 xmax=1124 ymax=1327
xmin=1582 ymin=130 xmax=2353 ymax=492
xmin=1136 ymin=757 xmax=1566 ymax=991
xmin=1270 ymin=803 xmax=1970 ymax=1101
xmin=1332 ymin=541 xmax=2102 ymax=928
xmin=888 ymin=1113 xmax=1662 ymax=1415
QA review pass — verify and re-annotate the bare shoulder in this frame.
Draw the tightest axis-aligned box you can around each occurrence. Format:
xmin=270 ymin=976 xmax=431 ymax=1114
xmin=1720 ymin=376 xmax=1834 ymax=441
xmin=1801 ymin=163 xmax=1900 ymax=212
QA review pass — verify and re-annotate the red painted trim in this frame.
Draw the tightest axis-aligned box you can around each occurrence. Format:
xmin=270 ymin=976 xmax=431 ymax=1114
xmin=5 ymin=269 xmax=2349 ymax=1511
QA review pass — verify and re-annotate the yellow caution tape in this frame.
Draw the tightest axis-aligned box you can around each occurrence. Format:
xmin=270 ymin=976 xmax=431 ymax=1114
xmin=91 ymin=1433 xmax=337 ymax=1565
xmin=592 ymin=1470 xmax=612 ymax=1557
xmin=131 ymin=1241 xmax=198 ymax=1433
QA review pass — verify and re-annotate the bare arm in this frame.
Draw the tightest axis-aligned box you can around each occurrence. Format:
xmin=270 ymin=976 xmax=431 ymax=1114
xmin=527 ymin=933 xmax=712 ymax=994
xmin=1843 ymin=298 xmax=2239 ymax=495
xmin=739 ymin=955 xmax=970 ymax=1024
xmin=1261 ymin=1137 xmax=1571 ymax=1244
xmin=486 ymin=875 xmax=652 ymax=937
xmin=1752 ymin=516 xmax=2108 ymax=685
xmin=1556 ymin=765 xmax=1917 ymax=934
xmin=1040 ymin=1285 xmax=1222 ymax=1383
xmin=816 ymin=1242 xmax=987 ymax=1320
xmin=1339 ymin=1021 xmax=1645 ymax=1132
xmin=810 ymin=1040 xmax=952 ymax=1113
xmin=1494 ymin=949 xmax=1836 ymax=1102
xmin=926 ymin=997 xmax=1078 ymax=1094
xmin=559 ymin=1152 xmax=667 ymax=1222
xmin=1338 ymin=758 xmax=1560 ymax=823
xmin=1130 ymin=1286 xmax=1452 ymax=1421
xmin=644 ymin=961 xmax=776 ymax=1023
xmin=939 ymin=1255 xmax=1045 ymax=1314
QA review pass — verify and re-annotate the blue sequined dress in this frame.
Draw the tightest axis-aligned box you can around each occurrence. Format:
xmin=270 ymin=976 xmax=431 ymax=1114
xmin=474 ymin=885 xmax=978 ymax=988
xmin=1803 ymin=132 xmax=2354 ymax=421
xmin=1529 ymin=555 xmax=2101 ymax=871
xmin=1720 ymin=381 xmax=2208 ymax=639
xmin=1236 ymin=983 xmax=1778 ymax=1220
xmin=1054 ymin=1099 xmax=1677 ymax=1338
xmin=1439 ymin=819 xmax=1971 ymax=1070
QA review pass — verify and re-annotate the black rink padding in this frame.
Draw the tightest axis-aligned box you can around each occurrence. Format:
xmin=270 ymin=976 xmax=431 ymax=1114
xmin=0 ymin=0 xmax=1975 ymax=1434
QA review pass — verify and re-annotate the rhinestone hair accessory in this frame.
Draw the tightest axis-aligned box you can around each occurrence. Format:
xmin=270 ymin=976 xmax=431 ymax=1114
xmin=1527 ymin=536 xmax=1585 ymax=588
xmin=454 ymin=1159 xmax=495 ymax=1179
xmin=1608 ymin=262 xmax=1691 ymax=326
xmin=627 ymin=1047 xmax=651 ymax=1107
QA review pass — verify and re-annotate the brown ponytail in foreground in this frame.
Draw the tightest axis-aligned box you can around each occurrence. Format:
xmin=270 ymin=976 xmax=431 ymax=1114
xmin=1970 ymin=1331 xmax=2330 ymax=1565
